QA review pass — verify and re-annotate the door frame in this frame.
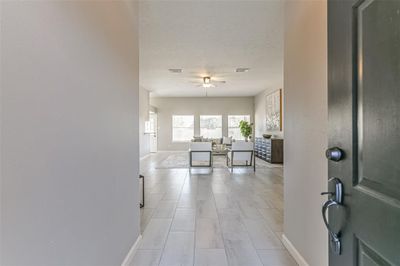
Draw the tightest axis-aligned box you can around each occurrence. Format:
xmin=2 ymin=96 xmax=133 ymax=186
xmin=149 ymin=111 xmax=158 ymax=153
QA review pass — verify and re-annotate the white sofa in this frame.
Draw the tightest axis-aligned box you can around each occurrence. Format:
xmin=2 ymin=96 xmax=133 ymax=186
xmin=189 ymin=142 xmax=213 ymax=170
xmin=226 ymin=141 xmax=255 ymax=172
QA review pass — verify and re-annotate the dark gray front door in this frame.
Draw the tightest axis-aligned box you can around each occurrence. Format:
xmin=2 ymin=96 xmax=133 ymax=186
xmin=327 ymin=0 xmax=400 ymax=265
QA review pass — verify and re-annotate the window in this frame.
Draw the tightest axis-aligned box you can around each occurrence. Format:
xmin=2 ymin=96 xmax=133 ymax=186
xmin=228 ymin=115 xmax=251 ymax=140
xmin=172 ymin=115 xmax=194 ymax=142
xmin=144 ymin=120 xmax=152 ymax=133
xmin=200 ymin=115 xmax=222 ymax=138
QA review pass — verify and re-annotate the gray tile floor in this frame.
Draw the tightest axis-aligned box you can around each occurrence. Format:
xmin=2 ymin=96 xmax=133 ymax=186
xmin=131 ymin=152 xmax=297 ymax=266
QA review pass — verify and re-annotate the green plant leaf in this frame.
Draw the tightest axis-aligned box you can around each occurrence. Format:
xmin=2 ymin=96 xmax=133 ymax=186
xmin=238 ymin=120 xmax=252 ymax=138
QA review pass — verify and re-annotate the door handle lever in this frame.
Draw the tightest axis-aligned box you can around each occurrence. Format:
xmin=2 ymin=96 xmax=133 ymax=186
xmin=321 ymin=178 xmax=343 ymax=204
xmin=321 ymin=178 xmax=344 ymax=255
xmin=322 ymin=200 xmax=341 ymax=255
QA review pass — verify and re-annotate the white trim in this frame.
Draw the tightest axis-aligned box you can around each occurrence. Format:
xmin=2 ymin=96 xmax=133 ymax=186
xmin=282 ymin=234 xmax=309 ymax=266
xmin=140 ymin=153 xmax=151 ymax=160
xmin=121 ymin=234 xmax=142 ymax=266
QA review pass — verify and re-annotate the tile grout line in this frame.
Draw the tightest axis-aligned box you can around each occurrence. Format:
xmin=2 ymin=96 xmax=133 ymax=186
xmin=212 ymin=175 xmax=230 ymax=266
xmin=227 ymin=169 xmax=267 ymax=265
xmin=157 ymin=169 xmax=188 ymax=266
xmin=191 ymin=170 xmax=198 ymax=266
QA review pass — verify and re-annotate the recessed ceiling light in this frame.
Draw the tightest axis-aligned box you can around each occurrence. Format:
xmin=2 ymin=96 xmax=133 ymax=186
xmin=168 ymin=68 xmax=183 ymax=73
xmin=236 ymin=68 xmax=250 ymax=73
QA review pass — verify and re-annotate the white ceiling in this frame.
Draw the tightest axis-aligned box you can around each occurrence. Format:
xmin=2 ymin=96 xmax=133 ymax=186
xmin=139 ymin=0 xmax=283 ymax=97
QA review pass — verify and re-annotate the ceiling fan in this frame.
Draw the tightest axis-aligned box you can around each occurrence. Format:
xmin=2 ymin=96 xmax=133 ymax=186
xmin=192 ymin=76 xmax=226 ymax=88
xmin=198 ymin=76 xmax=226 ymax=97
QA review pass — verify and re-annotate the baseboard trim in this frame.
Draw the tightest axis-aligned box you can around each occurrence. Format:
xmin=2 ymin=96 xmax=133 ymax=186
xmin=121 ymin=234 xmax=142 ymax=266
xmin=140 ymin=153 xmax=151 ymax=160
xmin=282 ymin=234 xmax=309 ymax=266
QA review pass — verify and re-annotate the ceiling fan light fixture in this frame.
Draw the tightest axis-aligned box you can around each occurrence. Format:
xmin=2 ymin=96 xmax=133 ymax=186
xmin=235 ymin=68 xmax=250 ymax=73
xmin=203 ymin=83 xmax=213 ymax=88
xmin=203 ymin=77 xmax=211 ymax=84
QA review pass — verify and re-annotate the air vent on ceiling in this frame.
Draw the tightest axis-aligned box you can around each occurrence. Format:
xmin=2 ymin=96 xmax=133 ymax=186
xmin=235 ymin=68 xmax=250 ymax=73
xmin=168 ymin=68 xmax=183 ymax=73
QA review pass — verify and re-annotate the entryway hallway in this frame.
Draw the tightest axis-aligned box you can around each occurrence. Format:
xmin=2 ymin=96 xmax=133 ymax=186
xmin=131 ymin=152 xmax=296 ymax=266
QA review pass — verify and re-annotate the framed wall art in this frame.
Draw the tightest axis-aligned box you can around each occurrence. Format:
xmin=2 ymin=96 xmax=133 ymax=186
xmin=265 ymin=89 xmax=282 ymax=131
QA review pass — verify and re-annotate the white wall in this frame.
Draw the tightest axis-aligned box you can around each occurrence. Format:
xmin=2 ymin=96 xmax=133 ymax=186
xmin=283 ymin=1 xmax=328 ymax=266
xmin=254 ymin=88 xmax=284 ymax=138
xmin=150 ymin=97 xmax=254 ymax=151
xmin=0 ymin=2 xmax=140 ymax=265
xmin=139 ymin=86 xmax=150 ymax=158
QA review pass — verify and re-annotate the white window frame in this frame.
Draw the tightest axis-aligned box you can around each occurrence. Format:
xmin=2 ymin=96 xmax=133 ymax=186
xmin=172 ymin=115 xmax=194 ymax=142
xmin=228 ymin=115 xmax=251 ymax=140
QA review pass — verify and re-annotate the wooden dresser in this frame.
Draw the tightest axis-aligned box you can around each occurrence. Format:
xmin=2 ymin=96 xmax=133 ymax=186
xmin=255 ymin=137 xmax=284 ymax=164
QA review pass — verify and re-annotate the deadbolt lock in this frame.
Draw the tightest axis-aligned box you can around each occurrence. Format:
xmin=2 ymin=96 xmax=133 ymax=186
xmin=325 ymin=147 xmax=344 ymax=162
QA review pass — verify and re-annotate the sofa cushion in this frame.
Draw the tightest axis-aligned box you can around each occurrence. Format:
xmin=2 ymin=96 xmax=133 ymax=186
xmin=192 ymin=136 xmax=203 ymax=142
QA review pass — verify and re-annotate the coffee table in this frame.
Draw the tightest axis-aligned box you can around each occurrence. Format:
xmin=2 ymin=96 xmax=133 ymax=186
xmin=212 ymin=144 xmax=228 ymax=156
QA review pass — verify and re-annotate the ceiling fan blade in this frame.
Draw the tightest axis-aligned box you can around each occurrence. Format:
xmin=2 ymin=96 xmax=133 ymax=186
xmin=212 ymin=80 xmax=226 ymax=84
xmin=187 ymin=76 xmax=203 ymax=80
xmin=188 ymin=71 xmax=231 ymax=79
xmin=188 ymin=78 xmax=203 ymax=82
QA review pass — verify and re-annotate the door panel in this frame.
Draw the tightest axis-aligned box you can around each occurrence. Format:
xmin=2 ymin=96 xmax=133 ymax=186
xmin=357 ymin=241 xmax=391 ymax=266
xmin=357 ymin=0 xmax=400 ymax=196
xmin=328 ymin=0 xmax=400 ymax=265
xmin=355 ymin=0 xmax=400 ymax=263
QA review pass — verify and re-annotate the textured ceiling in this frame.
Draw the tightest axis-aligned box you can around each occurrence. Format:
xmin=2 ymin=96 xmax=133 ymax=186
xmin=139 ymin=0 xmax=283 ymax=97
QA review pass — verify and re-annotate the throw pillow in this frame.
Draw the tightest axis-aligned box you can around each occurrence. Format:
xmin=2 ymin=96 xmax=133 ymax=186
xmin=223 ymin=136 xmax=232 ymax=145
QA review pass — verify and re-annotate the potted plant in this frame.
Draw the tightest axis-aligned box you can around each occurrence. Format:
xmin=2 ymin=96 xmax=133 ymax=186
xmin=239 ymin=120 xmax=253 ymax=141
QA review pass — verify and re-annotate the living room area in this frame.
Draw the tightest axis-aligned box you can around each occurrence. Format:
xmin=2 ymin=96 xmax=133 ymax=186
xmin=140 ymin=95 xmax=284 ymax=171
